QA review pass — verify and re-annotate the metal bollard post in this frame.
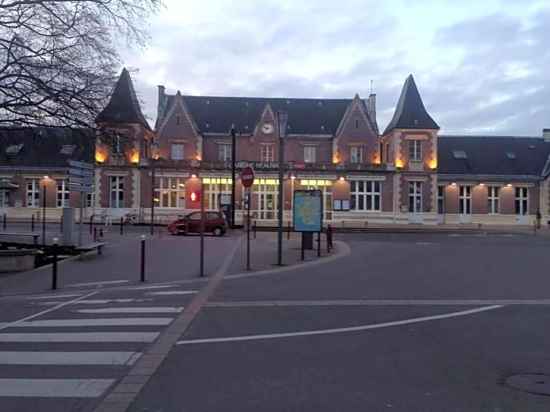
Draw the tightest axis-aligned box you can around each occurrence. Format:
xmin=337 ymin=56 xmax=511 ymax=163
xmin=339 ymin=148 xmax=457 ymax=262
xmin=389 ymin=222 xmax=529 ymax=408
xmin=287 ymin=221 xmax=291 ymax=240
xmin=140 ymin=235 xmax=146 ymax=282
xmin=317 ymin=232 xmax=321 ymax=257
xmin=99 ymin=228 xmax=103 ymax=238
xmin=2 ymin=213 xmax=6 ymax=230
xmin=93 ymin=227 xmax=97 ymax=242
xmin=120 ymin=217 xmax=124 ymax=235
xmin=52 ymin=237 xmax=59 ymax=290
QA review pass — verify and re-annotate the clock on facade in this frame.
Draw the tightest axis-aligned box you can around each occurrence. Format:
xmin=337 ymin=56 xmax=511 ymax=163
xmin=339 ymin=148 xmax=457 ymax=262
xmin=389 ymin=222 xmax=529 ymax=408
xmin=261 ymin=123 xmax=274 ymax=134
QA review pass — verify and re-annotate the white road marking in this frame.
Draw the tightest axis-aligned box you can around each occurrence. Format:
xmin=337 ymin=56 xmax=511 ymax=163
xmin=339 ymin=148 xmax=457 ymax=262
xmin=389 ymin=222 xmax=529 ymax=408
xmin=0 ymin=291 xmax=97 ymax=333
xmin=147 ymin=290 xmax=197 ymax=296
xmin=11 ymin=317 xmax=173 ymax=327
xmin=26 ymin=294 xmax=82 ymax=300
xmin=206 ymin=299 xmax=550 ymax=307
xmin=76 ymin=307 xmax=183 ymax=314
xmin=0 ymin=378 xmax=115 ymax=398
xmin=0 ymin=351 xmax=141 ymax=365
xmin=177 ymin=305 xmax=503 ymax=345
xmin=127 ymin=285 xmax=178 ymax=291
xmin=35 ymin=298 xmax=154 ymax=306
xmin=0 ymin=332 xmax=159 ymax=342
xmin=66 ymin=280 xmax=129 ymax=288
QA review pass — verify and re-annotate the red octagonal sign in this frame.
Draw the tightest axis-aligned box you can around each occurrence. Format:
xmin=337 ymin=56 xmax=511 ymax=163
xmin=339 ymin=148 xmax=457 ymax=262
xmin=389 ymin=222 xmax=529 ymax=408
xmin=240 ymin=167 xmax=255 ymax=188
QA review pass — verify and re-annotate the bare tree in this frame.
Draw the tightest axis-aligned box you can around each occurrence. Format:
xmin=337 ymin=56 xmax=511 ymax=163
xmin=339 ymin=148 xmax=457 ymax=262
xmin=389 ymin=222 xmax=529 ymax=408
xmin=0 ymin=0 xmax=161 ymax=128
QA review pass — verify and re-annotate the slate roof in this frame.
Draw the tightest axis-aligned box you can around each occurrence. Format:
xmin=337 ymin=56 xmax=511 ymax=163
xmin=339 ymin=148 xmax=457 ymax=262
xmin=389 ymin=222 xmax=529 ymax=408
xmin=96 ymin=68 xmax=151 ymax=131
xmin=0 ymin=127 xmax=94 ymax=168
xmin=161 ymin=95 xmax=377 ymax=136
xmin=438 ymin=135 xmax=550 ymax=177
xmin=383 ymin=74 xmax=439 ymax=135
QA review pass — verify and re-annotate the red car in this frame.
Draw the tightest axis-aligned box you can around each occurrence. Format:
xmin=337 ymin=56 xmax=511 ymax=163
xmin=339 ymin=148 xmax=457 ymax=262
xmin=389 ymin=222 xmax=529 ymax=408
xmin=167 ymin=211 xmax=228 ymax=236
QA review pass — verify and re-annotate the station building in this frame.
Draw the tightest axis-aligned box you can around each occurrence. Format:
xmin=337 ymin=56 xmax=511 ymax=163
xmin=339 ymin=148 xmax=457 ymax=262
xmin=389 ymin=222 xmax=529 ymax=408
xmin=1 ymin=68 xmax=550 ymax=226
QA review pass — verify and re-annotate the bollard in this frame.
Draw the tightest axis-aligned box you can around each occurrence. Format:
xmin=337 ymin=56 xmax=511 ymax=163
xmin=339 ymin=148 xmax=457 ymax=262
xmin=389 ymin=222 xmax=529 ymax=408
xmin=140 ymin=235 xmax=146 ymax=282
xmin=99 ymin=228 xmax=104 ymax=238
xmin=52 ymin=237 xmax=59 ymax=290
xmin=31 ymin=214 xmax=35 ymax=232
xmin=287 ymin=221 xmax=291 ymax=240
xmin=317 ymin=232 xmax=321 ymax=257
xmin=2 ymin=213 xmax=6 ymax=230
xmin=93 ymin=227 xmax=97 ymax=242
xmin=120 ymin=217 xmax=124 ymax=235
xmin=327 ymin=224 xmax=333 ymax=253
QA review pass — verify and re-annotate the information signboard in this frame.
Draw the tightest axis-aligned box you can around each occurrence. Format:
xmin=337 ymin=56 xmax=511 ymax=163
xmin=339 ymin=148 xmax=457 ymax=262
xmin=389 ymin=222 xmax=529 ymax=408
xmin=293 ymin=190 xmax=323 ymax=232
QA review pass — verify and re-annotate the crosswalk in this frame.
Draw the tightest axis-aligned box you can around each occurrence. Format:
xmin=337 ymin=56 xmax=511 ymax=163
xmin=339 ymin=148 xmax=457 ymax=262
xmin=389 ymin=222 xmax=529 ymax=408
xmin=0 ymin=284 xmax=198 ymax=405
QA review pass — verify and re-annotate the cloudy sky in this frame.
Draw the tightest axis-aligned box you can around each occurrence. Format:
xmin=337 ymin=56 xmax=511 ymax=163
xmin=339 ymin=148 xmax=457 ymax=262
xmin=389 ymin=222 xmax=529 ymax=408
xmin=120 ymin=0 xmax=550 ymax=136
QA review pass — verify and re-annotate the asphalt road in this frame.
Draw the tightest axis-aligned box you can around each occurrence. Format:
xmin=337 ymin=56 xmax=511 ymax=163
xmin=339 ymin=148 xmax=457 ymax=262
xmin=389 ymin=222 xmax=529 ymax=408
xmin=129 ymin=232 xmax=550 ymax=412
xmin=3 ymin=231 xmax=550 ymax=411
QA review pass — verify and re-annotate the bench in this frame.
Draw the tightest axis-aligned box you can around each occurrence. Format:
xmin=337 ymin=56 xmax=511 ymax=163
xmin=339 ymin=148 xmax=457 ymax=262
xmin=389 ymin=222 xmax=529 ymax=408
xmin=0 ymin=232 xmax=40 ymax=245
xmin=74 ymin=242 xmax=106 ymax=259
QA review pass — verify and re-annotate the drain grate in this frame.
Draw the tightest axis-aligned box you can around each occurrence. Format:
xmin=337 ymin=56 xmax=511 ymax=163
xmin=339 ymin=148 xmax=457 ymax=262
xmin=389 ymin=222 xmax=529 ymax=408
xmin=506 ymin=374 xmax=550 ymax=396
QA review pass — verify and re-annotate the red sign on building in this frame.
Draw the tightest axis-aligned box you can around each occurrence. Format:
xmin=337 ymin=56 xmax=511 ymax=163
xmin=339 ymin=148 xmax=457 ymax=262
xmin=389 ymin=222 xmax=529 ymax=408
xmin=240 ymin=167 xmax=255 ymax=188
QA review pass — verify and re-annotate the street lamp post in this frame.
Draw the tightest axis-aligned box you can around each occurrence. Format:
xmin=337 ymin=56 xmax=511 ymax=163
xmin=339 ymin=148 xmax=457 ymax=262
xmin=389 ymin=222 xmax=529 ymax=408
xmin=150 ymin=142 xmax=159 ymax=236
xmin=41 ymin=176 xmax=49 ymax=245
xmin=276 ymin=111 xmax=288 ymax=266
xmin=230 ymin=126 xmax=236 ymax=228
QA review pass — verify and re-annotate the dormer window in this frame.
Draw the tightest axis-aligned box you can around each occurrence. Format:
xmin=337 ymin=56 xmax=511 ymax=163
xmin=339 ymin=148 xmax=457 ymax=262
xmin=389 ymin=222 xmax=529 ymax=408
xmin=60 ymin=145 xmax=76 ymax=155
xmin=350 ymin=146 xmax=363 ymax=164
xmin=453 ymin=150 xmax=467 ymax=159
xmin=171 ymin=143 xmax=184 ymax=160
xmin=113 ymin=136 xmax=121 ymax=154
xmin=409 ymin=140 xmax=422 ymax=161
xmin=5 ymin=144 xmax=23 ymax=155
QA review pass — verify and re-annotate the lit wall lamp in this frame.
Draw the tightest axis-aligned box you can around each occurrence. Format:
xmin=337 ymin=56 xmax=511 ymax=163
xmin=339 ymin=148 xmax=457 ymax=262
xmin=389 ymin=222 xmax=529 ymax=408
xmin=506 ymin=183 xmax=513 ymax=188
xmin=338 ymin=176 xmax=346 ymax=182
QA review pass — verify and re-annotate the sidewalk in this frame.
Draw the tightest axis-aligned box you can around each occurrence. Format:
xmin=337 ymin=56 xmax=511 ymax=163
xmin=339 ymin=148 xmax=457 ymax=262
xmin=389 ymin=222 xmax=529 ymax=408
xmin=0 ymin=228 xmax=241 ymax=296
xmin=226 ymin=231 xmax=332 ymax=276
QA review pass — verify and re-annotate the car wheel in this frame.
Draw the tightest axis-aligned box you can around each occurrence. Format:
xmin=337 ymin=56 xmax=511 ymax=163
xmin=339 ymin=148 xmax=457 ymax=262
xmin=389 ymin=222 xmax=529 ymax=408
xmin=213 ymin=227 xmax=223 ymax=237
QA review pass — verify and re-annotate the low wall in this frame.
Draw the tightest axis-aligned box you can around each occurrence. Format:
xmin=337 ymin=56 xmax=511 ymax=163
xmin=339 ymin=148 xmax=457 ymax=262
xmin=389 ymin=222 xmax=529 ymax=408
xmin=0 ymin=249 xmax=37 ymax=273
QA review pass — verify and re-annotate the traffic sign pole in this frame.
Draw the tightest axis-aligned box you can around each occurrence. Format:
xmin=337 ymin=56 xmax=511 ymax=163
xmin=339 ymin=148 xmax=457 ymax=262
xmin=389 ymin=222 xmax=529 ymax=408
xmin=200 ymin=177 xmax=205 ymax=277
xmin=240 ymin=167 xmax=255 ymax=272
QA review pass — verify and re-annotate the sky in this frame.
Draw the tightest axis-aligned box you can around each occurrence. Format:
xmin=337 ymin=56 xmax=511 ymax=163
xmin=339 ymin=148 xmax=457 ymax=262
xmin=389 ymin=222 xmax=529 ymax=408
xmin=120 ymin=0 xmax=550 ymax=136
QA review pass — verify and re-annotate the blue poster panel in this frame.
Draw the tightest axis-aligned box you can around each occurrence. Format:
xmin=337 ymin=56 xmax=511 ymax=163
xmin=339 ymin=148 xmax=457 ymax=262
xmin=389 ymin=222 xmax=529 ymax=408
xmin=293 ymin=190 xmax=323 ymax=232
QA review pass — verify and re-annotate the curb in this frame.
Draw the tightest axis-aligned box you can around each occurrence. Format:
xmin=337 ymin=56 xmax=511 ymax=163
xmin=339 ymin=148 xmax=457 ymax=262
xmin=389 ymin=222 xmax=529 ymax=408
xmin=91 ymin=235 xmax=243 ymax=412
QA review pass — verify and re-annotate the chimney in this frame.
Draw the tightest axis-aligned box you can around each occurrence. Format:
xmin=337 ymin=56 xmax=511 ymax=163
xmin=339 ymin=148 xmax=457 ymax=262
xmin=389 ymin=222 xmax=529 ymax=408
xmin=366 ymin=93 xmax=376 ymax=123
xmin=544 ymin=128 xmax=550 ymax=142
xmin=157 ymin=85 xmax=166 ymax=124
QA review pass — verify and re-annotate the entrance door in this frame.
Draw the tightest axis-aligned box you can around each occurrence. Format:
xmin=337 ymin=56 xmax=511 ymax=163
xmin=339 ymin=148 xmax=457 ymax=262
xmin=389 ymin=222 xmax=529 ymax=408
xmin=408 ymin=181 xmax=423 ymax=223
xmin=299 ymin=180 xmax=333 ymax=221
xmin=459 ymin=185 xmax=472 ymax=223
xmin=255 ymin=182 xmax=278 ymax=220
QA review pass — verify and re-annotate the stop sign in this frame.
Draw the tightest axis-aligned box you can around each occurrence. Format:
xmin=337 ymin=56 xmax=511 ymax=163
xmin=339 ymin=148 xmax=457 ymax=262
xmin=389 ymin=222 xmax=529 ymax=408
xmin=240 ymin=167 xmax=255 ymax=188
